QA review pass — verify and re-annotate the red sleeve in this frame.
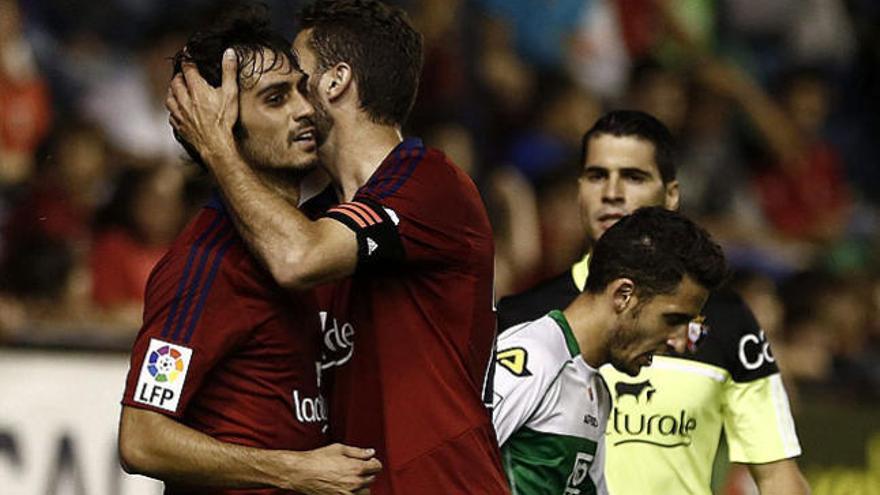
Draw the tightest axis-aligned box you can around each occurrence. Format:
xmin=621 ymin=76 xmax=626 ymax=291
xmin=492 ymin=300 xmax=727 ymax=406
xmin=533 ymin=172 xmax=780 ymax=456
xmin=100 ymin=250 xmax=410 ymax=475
xmin=325 ymin=147 xmax=485 ymax=269
xmin=121 ymin=214 xmax=265 ymax=418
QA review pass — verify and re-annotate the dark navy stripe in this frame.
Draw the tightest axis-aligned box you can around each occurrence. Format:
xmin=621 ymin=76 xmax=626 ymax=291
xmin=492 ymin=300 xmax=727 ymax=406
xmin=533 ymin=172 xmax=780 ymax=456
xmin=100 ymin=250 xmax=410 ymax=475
xmin=363 ymin=146 xmax=406 ymax=198
xmin=170 ymin=224 xmax=233 ymax=341
xmin=377 ymin=146 xmax=425 ymax=199
xmin=183 ymin=235 xmax=236 ymax=343
xmin=363 ymin=138 xmax=424 ymax=198
xmin=161 ymin=213 xmax=225 ymax=339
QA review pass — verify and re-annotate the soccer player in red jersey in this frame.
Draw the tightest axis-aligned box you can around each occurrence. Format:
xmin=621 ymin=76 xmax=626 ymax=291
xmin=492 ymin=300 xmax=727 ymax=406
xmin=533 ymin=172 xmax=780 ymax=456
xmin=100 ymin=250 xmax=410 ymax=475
xmin=119 ymin=11 xmax=380 ymax=495
xmin=166 ymin=1 xmax=508 ymax=493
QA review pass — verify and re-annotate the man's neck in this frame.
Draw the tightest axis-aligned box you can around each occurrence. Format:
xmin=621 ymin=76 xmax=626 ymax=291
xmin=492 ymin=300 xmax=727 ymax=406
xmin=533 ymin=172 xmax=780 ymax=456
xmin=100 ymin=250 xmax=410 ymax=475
xmin=563 ymin=292 xmax=611 ymax=370
xmin=321 ymin=114 xmax=403 ymax=202
xmin=254 ymin=168 xmax=302 ymax=206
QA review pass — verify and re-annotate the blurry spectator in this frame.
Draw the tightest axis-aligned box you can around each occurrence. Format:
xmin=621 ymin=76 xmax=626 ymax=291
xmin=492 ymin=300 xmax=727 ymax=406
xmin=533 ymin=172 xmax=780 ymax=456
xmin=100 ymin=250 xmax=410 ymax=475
xmin=723 ymin=0 xmax=855 ymax=71
xmin=615 ymin=0 xmax=713 ymax=64
xmin=615 ymin=0 xmax=669 ymax=61
xmin=0 ymin=233 xmax=93 ymax=335
xmin=487 ymin=166 xmax=541 ymax=297
xmin=677 ymin=85 xmax=763 ymax=225
xmin=697 ymin=60 xmax=852 ymax=243
xmin=424 ymin=121 xmax=478 ymax=178
xmin=79 ymin=24 xmax=186 ymax=161
xmin=566 ymin=0 xmax=631 ymax=100
xmin=731 ymin=269 xmax=785 ymax=340
xmin=476 ymin=0 xmax=586 ymax=69
xmin=533 ymin=168 xmax=585 ymax=278
xmin=777 ymin=270 xmax=836 ymax=386
xmin=3 ymin=121 xmax=109 ymax=254
xmin=475 ymin=14 xmax=537 ymax=160
xmin=409 ymin=0 xmax=474 ymax=128
xmin=822 ymin=275 xmax=880 ymax=402
xmin=787 ymin=0 xmax=856 ymax=67
xmin=504 ymin=73 xmax=601 ymax=183
xmin=0 ymin=0 xmax=52 ymax=187
xmin=627 ymin=59 xmax=689 ymax=135
xmin=90 ymin=164 xmax=184 ymax=327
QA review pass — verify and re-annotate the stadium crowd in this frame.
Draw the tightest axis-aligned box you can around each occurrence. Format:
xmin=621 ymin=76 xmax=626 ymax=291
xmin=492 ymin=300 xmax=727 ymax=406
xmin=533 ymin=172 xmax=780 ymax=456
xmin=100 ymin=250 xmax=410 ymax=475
xmin=0 ymin=0 xmax=878 ymax=488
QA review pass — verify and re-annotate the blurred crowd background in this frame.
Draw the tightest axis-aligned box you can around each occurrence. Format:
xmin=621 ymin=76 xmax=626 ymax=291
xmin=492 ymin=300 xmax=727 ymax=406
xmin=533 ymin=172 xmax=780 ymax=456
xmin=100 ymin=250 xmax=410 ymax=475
xmin=0 ymin=0 xmax=878 ymax=491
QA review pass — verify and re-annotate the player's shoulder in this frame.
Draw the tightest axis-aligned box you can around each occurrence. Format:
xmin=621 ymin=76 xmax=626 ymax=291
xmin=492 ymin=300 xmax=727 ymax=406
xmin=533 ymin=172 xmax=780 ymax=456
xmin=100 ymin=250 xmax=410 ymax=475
xmin=689 ymin=287 xmax=779 ymax=382
xmin=149 ymin=203 xmax=253 ymax=290
xmin=497 ymin=311 xmax=579 ymax=379
xmin=497 ymin=271 xmax=579 ymax=331
xmin=358 ymin=137 xmax=477 ymax=203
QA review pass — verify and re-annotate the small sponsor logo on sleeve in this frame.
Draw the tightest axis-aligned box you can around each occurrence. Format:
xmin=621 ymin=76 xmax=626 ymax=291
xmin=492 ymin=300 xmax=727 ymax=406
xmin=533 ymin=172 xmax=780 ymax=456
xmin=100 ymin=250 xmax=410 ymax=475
xmin=497 ymin=347 xmax=532 ymax=377
xmin=133 ymin=339 xmax=193 ymax=413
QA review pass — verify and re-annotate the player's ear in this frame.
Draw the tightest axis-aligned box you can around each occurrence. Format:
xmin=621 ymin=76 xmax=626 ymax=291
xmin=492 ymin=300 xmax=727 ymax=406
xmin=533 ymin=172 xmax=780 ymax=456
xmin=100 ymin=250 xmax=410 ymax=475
xmin=324 ymin=62 xmax=353 ymax=102
xmin=664 ymin=180 xmax=680 ymax=211
xmin=610 ymin=278 xmax=637 ymax=314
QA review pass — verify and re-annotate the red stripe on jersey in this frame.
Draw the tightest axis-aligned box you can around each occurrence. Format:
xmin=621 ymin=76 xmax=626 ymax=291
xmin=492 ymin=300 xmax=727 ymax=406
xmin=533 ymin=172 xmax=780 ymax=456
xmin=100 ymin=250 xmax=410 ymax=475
xmin=347 ymin=202 xmax=382 ymax=224
xmin=328 ymin=206 xmax=368 ymax=228
xmin=337 ymin=204 xmax=376 ymax=226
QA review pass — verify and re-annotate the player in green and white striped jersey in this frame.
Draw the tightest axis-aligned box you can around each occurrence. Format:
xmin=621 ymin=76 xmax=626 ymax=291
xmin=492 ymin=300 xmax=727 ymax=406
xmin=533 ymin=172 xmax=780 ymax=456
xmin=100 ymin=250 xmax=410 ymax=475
xmin=491 ymin=207 xmax=728 ymax=495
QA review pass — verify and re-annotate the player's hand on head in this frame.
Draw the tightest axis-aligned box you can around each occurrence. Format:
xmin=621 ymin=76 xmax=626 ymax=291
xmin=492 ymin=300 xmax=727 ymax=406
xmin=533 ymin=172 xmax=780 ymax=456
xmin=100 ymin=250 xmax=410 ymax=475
xmin=166 ymin=47 xmax=240 ymax=165
xmin=283 ymin=443 xmax=382 ymax=495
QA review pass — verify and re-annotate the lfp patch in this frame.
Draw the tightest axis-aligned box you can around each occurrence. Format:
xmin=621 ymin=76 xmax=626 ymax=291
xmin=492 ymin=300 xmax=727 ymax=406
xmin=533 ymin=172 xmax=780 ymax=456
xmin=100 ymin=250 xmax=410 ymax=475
xmin=133 ymin=339 xmax=193 ymax=413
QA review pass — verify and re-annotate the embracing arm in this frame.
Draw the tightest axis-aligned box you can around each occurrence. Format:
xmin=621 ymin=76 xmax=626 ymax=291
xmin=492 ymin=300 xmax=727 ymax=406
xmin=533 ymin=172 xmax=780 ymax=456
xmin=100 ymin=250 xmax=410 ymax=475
xmin=193 ymin=141 xmax=356 ymax=290
xmin=118 ymin=406 xmax=381 ymax=494
xmin=747 ymin=459 xmax=811 ymax=495
xmin=165 ymin=49 xmax=357 ymax=290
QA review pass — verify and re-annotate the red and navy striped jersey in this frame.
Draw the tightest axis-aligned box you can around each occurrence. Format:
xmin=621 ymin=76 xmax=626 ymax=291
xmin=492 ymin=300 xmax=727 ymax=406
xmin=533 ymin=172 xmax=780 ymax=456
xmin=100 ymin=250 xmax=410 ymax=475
xmin=122 ymin=198 xmax=326 ymax=495
xmin=320 ymin=138 xmax=508 ymax=494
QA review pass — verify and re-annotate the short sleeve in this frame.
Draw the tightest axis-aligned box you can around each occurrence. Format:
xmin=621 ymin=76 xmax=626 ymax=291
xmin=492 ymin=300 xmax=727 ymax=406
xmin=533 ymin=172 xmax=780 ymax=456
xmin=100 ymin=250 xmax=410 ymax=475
xmin=323 ymin=198 xmax=405 ymax=270
xmin=722 ymin=374 xmax=802 ymax=463
xmin=122 ymin=224 xmax=263 ymax=418
xmin=492 ymin=321 xmax=565 ymax=446
xmin=699 ymin=290 xmax=780 ymax=382
xmin=324 ymin=143 xmax=489 ymax=271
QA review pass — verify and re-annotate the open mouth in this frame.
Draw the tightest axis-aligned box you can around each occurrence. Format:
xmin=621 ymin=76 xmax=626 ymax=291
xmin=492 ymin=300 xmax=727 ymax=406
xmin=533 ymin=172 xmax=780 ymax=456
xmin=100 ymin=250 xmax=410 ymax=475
xmin=293 ymin=129 xmax=315 ymax=141
xmin=291 ymin=129 xmax=316 ymax=145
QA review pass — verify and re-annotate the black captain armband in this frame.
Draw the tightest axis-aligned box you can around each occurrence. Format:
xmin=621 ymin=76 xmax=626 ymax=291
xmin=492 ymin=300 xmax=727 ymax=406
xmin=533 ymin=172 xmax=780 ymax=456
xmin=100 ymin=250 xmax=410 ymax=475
xmin=324 ymin=199 xmax=405 ymax=269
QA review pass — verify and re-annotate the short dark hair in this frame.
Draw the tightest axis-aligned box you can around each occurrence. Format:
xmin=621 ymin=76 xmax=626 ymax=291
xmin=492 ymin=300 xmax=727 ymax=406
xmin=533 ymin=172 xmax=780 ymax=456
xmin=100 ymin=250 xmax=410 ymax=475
xmin=171 ymin=4 xmax=298 ymax=168
xmin=580 ymin=110 xmax=677 ymax=183
xmin=585 ymin=207 xmax=727 ymax=298
xmin=299 ymin=0 xmax=423 ymax=127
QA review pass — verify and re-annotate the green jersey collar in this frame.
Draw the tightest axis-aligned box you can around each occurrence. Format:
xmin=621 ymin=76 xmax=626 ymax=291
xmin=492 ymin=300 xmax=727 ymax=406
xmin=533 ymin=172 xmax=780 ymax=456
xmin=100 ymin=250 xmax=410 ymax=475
xmin=548 ymin=310 xmax=581 ymax=358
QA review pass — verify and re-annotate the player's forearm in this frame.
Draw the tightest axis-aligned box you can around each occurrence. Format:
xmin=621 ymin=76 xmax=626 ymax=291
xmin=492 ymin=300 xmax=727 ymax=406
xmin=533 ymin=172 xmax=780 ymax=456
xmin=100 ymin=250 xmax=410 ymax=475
xmin=747 ymin=459 xmax=811 ymax=495
xmin=119 ymin=406 xmax=293 ymax=489
xmin=203 ymin=147 xmax=321 ymax=288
